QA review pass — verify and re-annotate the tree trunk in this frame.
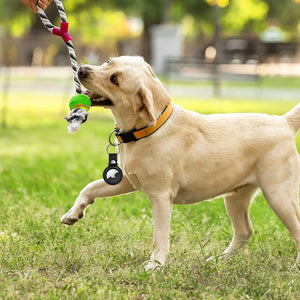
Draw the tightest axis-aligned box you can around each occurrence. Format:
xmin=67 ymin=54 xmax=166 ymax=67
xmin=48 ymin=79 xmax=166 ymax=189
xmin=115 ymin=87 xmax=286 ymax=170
xmin=142 ymin=23 xmax=152 ymax=63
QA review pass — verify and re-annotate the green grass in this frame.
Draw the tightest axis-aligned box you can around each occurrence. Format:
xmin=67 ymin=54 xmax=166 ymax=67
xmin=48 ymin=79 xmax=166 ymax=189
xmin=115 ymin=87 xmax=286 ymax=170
xmin=1 ymin=90 xmax=300 ymax=299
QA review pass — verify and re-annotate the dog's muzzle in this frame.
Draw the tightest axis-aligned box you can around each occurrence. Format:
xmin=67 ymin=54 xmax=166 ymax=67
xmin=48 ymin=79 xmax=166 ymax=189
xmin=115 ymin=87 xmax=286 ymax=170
xmin=78 ymin=66 xmax=90 ymax=80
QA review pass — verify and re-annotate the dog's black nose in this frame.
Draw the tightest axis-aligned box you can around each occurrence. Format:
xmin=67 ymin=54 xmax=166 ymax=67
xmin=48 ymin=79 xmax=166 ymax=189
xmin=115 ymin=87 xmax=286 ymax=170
xmin=78 ymin=66 xmax=89 ymax=80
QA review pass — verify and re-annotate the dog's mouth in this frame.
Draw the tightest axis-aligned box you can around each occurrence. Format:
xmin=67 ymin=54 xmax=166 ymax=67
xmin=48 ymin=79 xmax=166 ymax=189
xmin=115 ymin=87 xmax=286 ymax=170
xmin=84 ymin=90 xmax=113 ymax=107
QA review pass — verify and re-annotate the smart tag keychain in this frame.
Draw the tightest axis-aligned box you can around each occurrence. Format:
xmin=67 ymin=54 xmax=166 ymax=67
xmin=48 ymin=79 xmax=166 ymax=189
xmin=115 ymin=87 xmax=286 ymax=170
xmin=103 ymin=130 xmax=123 ymax=185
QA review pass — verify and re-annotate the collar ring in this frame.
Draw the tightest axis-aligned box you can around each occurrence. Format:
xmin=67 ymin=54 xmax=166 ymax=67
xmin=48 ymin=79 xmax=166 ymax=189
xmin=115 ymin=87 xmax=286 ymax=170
xmin=109 ymin=129 xmax=121 ymax=147
xmin=106 ymin=144 xmax=120 ymax=155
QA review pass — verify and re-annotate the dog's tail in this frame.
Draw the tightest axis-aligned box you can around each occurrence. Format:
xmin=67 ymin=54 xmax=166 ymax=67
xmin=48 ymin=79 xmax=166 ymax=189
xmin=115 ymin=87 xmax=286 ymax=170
xmin=283 ymin=103 xmax=300 ymax=134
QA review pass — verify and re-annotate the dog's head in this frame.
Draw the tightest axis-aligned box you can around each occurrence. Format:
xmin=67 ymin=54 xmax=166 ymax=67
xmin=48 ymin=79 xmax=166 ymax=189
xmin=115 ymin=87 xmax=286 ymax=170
xmin=78 ymin=56 xmax=171 ymax=131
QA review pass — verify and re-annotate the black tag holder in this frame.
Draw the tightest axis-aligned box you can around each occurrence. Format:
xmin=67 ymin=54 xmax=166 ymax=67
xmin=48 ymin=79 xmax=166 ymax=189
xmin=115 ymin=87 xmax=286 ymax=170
xmin=103 ymin=130 xmax=123 ymax=185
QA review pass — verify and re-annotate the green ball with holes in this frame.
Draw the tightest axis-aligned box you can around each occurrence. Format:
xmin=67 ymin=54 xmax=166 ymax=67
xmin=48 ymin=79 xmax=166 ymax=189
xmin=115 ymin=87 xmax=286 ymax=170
xmin=69 ymin=94 xmax=91 ymax=111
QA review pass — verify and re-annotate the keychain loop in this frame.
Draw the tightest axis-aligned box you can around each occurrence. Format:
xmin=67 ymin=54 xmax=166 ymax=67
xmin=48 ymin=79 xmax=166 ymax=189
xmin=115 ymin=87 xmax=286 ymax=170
xmin=106 ymin=144 xmax=120 ymax=156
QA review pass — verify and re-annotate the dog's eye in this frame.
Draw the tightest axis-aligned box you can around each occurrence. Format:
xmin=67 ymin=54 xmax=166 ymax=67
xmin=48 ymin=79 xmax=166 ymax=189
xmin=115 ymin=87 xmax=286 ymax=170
xmin=106 ymin=59 xmax=111 ymax=64
xmin=110 ymin=74 xmax=118 ymax=86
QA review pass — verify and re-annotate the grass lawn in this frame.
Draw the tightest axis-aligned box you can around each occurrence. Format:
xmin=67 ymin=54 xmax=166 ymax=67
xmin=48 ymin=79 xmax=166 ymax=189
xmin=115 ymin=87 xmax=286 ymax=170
xmin=0 ymin=89 xmax=300 ymax=299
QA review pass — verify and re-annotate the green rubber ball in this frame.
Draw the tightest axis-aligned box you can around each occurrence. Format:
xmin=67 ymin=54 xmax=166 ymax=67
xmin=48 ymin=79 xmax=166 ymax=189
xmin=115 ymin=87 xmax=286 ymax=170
xmin=69 ymin=94 xmax=91 ymax=111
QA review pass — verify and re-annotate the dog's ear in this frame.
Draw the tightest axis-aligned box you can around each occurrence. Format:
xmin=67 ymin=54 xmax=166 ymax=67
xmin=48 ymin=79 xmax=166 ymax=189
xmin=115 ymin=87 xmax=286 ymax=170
xmin=145 ymin=62 xmax=157 ymax=79
xmin=135 ymin=86 xmax=156 ymax=126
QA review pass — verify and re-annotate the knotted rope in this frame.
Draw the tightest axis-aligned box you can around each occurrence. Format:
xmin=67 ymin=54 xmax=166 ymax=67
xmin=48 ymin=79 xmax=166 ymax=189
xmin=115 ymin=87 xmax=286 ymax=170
xmin=37 ymin=0 xmax=89 ymax=133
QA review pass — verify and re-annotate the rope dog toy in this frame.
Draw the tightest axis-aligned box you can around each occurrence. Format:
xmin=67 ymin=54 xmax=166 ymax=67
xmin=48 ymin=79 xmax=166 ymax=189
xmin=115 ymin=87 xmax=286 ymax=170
xmin=38 ymin=1 xmax=124 ymax=186
xmin=37 ymin=0 xmax=91 ymax=133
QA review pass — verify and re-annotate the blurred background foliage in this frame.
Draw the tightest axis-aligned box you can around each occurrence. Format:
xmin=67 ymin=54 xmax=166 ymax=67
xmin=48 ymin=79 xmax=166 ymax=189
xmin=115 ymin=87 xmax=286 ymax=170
xmin=1 ymin=0 xmax=300 ymax=37
xmin=1 ymin=0 xmax=300 ymax=65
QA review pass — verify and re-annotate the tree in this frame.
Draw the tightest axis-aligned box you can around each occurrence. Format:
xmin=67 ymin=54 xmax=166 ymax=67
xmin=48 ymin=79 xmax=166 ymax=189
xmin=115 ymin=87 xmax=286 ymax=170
xmin=264 ymin=0 xmax=300 ymax=38
xmin=1 ymin=0 xmax=300 ymax=65
xmin=107 ymin=0 xmax=166 ymax=61
xmin=221 ymin=0 xmax=268 ymax=35
xmin=0 ymin=0 xmax=35 ymax=37
xmin=173 ymin=0 xmax=268 ymax=37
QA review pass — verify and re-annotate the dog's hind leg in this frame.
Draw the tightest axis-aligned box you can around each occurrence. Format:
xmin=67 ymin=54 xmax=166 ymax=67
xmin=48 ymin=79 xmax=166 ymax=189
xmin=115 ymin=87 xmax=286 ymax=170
xmin=261 ymin=184 xmax=300 ymax=269
xmin=259 ymin=152 xmax=300 ymax=269
xmin=217 ymin=185 xmax=258 ymax=260
xmin=207 ymin=185 xmax=257 ymax=262
xmin=223 ymin=185 xmax=258 ymax=257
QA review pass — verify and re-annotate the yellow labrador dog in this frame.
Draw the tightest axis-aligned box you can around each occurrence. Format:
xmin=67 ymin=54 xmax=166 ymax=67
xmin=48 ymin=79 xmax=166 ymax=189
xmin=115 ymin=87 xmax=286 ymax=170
xmin=61 ymin=56 xmax=300 ymax=271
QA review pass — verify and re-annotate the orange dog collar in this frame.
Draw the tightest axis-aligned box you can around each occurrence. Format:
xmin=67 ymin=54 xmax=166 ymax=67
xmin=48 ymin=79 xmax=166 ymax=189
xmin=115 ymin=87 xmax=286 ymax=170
xmin=116 ymin=102 xmax=173 ymax=143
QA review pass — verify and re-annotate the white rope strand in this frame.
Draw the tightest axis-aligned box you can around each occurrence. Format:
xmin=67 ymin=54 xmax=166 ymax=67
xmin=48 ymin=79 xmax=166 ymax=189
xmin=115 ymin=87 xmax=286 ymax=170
xmin=66 ymin=40 xmax=82 ymax=93
xmin=37 ymin=0 xmax=81 ymax=93
xmin=54 ymin=0 xmax=67 ymax=22
xmin=37 ymin=6 xmax=54 ymax=32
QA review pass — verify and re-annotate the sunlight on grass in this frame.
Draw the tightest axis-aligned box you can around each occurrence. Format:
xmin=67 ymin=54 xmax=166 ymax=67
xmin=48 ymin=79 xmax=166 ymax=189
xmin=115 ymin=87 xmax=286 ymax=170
xmin=175 ymin=97 xmax=299 ymax=115
xmin=3 ymin=90 xmax=299 ymax=128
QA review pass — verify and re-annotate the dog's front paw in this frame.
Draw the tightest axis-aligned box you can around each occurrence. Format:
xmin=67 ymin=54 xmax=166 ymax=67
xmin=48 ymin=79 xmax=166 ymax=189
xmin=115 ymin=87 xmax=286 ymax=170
xmin=206 ymin=253 xmax=227 ymax=263
xmin=60 ymin=209 xmax=84 ymax=226
xmin=144 ymin=260 xmax=164 ymax=271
